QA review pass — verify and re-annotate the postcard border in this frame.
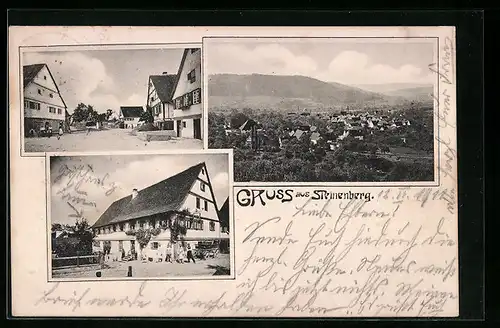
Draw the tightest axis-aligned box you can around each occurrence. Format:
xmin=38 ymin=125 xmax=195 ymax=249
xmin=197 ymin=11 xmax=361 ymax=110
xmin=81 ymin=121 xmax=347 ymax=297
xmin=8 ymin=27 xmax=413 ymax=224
xmin=202 ymin=36 xmax=441 ymax=188
xmin=19 ymin=42 xmax=205 ymax=158
xmin=45 ymin=148 xmax=236 ymax=282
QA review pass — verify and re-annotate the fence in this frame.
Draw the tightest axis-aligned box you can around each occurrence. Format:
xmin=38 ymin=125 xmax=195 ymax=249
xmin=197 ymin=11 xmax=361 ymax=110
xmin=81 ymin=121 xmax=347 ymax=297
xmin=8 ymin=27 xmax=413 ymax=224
xmin=52 ymin=254 xmax=100 ymax=269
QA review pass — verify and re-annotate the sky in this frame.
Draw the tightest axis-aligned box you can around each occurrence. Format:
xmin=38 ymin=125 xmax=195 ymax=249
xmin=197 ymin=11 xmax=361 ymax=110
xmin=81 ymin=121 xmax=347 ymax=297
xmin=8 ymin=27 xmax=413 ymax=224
xmin=50 ymin=153 xmax=229 ymax=226
xmin=23 ymin=47 xmax=192 ymax=114
xmin=205 ymin=38 xmax=436 ymax=85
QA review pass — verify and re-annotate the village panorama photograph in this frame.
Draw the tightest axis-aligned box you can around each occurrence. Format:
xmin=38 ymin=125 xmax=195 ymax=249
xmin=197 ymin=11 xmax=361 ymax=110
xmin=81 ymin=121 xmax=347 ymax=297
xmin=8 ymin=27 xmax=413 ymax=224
xmin=48 ymin=152 xmax=231 ymax=280
xmin=21 ymin=45 xmax=203 ymax=154
xmin=205 ymin=38 xmax=437 ymax=183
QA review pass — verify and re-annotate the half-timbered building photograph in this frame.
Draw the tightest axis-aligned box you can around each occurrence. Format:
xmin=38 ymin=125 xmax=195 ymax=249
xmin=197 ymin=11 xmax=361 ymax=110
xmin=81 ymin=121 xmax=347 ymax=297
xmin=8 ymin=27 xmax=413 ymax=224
xmin=48 ymin=151 xmax=232 ymax=280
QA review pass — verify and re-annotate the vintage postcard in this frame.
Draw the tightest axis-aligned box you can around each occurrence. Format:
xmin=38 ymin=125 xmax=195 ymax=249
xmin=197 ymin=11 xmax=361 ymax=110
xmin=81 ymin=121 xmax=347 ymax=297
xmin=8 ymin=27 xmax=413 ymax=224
xmin=20 ymin=44 xmax=203 ymax=156
xmin=9 ymin=26 xmax=457 ymax=318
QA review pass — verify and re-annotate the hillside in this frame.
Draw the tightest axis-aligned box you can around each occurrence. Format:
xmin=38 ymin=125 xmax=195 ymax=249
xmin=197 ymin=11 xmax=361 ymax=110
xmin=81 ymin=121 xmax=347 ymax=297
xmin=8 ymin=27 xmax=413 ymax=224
xmin=383 ymin=86 xmax=434 ymax=103
xmin=208 ymin=74 xmax=398 ymax=111
xmin=354 ymin=83 xmax=433 ymax=93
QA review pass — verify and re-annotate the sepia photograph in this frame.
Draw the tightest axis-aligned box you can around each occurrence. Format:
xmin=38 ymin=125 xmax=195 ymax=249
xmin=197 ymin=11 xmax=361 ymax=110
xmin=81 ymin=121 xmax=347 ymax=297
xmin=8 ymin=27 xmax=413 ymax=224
xmin=47 ymin=151 xmax=232 ymax=280
xmin=22 ymin=45 xmax=203 ymax=155
xmin=205 ymin=38 xmax=438 ymax=183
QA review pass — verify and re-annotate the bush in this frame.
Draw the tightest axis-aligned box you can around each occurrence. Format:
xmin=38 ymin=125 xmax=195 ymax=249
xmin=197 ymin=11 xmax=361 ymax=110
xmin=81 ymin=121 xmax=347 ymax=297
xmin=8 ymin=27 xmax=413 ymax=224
xmin=137 ymin=123 xmax=159 ymax=132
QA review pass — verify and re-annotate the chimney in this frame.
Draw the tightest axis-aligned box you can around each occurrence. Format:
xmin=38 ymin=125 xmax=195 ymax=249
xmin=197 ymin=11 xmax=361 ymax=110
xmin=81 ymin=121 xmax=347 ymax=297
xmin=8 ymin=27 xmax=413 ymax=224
xmin=131 ymin=188 xmax=138 ymax=199
xmin=162 ymin=72 xmax=168 ymax=75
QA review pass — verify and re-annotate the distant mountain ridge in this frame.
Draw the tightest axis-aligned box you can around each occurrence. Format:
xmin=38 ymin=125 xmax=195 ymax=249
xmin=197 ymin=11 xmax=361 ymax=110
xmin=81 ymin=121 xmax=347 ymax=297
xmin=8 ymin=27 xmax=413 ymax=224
xmin=353 ymin=83 xmax=433 ymax=93
xmin=208 ymin=74 xmax=400 ymax=111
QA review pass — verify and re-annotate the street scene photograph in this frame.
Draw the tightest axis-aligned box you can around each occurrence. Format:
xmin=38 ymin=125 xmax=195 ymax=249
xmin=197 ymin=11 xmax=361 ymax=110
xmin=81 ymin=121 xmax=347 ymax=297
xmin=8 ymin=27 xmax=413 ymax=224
xmin=22 ymin=46 xmax=203 ymax=154
xmin=49 ymin=152 xmax=231 ymax=280
xmin=205 ymin=38 xmax=437 ymax=183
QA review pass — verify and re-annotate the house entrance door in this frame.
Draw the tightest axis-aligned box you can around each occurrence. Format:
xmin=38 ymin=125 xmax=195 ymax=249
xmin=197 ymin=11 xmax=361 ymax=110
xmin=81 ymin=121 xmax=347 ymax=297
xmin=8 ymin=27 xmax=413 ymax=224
xmin=193 ymin=119 xmax=201 ymax=139
xmin=176 ymin=120 xmax=182 ymax=137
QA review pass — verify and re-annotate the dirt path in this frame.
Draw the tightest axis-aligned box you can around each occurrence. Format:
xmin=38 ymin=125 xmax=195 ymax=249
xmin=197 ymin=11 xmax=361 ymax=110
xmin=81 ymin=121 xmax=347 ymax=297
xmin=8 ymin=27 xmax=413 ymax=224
xmin=24 ymin=128 xmax=203 ymax=153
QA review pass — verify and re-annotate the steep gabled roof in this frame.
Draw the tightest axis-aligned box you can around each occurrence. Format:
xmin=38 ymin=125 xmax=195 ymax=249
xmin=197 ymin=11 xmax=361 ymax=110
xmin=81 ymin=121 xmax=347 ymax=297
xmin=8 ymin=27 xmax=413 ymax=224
xmin=239 ymin=119 xmax=259 ymax=131
xmin=23 ymin=64 xmax=45 ymax=87
xmin=311 ymin=132 xmax=321 ymax=141
xmin=149 ymin=74 xmax=177 ymax=102
xmin=294 ymin=129 xmax=305 ymax=139
xmin=120 ymin=106 xmax=144 ymax=118
xmin=218 ymin=198 xmax=229 ymax=229
xmin=23 ymin=63 xmax=68 ymax=109
xmin=92 ymin=162 xmax=205 ymax=228
xmin=170 ymin=48 xmax=200 ymax=100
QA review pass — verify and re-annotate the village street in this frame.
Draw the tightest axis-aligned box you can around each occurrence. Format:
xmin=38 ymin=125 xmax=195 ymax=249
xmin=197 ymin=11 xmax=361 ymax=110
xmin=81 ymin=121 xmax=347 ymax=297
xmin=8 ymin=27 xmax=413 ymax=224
xmin=52 ymin=254 xmax=230 ymax=279
xmin=24 ymin=128 xmax=203 ymax=153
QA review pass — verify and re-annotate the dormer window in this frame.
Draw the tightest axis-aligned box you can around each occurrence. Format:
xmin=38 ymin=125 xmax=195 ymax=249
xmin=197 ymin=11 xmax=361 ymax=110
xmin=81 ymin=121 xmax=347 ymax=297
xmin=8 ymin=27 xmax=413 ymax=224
xmin=200 ymin=181 xmax=205 ymax=192
xmin=43 ymin=75 xmax=47 ymax=80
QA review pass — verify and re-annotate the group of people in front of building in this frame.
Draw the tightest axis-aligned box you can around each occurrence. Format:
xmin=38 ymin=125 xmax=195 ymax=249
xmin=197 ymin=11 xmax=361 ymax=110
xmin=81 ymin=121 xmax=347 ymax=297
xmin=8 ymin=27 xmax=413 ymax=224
xmin=28 ymin=121 xmax=65 ymax=139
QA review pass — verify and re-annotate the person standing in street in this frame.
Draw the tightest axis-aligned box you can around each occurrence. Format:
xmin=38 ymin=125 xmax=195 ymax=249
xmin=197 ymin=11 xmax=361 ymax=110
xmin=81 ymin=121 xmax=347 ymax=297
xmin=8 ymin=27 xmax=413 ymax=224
xmin=186 ymin=244 xmax=196 ymax=263
xmin=57 ymin=122 xmax=63 ymax=140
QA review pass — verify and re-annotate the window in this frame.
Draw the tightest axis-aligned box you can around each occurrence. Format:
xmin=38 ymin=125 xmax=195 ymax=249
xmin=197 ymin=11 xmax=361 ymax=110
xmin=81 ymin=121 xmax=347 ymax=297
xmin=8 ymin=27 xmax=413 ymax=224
xmin=119 ymin=241 xmax=124 ymax=252
xmin=200 ymin=181 xmax=205 ymax=192
xmin=151 ymin=242 xmax=159 ymax=250
xmin=188 ymin=219 xmax=204 ymax=231
xmin=151 ymin=96 xmax=154 ymax=102
xmin=182 ymin=121 xmax=187 ymax=128
xmin=49 ymin=107 xmax=56 ymax=113
xmin=44 ymin=75 xmax=47 ymax=80
xmin=49 ymin=93 xmax=53 ymax=98
xmin=130 ymin=223 xmax=135 ymax=230
xmin=57 ymin=108 xmax=62 ymax=114
xmin=187 ymin=69 xmax=196 ymax=83
xmin=175 ymin=97 xmax=182 ymax=109
xmin=183 ymin=93 xmax=192 ymax=107
xmin=26 ymin=100 xmax=40 ymax=110
xmin=196 ymin=197 xmax=201 ymax=209
xmin=204 ymin=200 xmax=208 ymax=211
xmin=209 ymin=222 xmax=215 ymax=231
xmin=38 ymin=89 xmax=42 ymax=95
xmin=113 ymin=225 xmax=117 ymax=232
xmin=192 ymin=89 xmax=201 ymax=105
xmin=201 ymin=167 xmax=205 ymax=175
xmin=119 ymin=223 xmax=124 ymax=231
xmin=139 ymin=221 xmax=144 ymax=228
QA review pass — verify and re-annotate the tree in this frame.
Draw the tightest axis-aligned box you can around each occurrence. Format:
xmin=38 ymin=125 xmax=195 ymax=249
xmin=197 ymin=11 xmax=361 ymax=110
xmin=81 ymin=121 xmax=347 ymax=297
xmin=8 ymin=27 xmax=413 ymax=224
xmin=97 ymin=113 xmax=107 ymax=123
xmin=71 ymin=103 xmax=99 ymax=123
xmin=169 ymin=210 xmax=190 ymax=261
xmin=230 ymin=111 xmax=249 ymax=128
xmin=72 ymin=103 xmax=90 ymax=122
xmin=134 ymin=228 xmax=152 ymax=261
xmin=51 ymin=223 xmax=62 ymax=232
xmin=71 ymin=218 xmax=94 ymax=256
xmin=140 ymin=108 xmax=154 ymax=123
